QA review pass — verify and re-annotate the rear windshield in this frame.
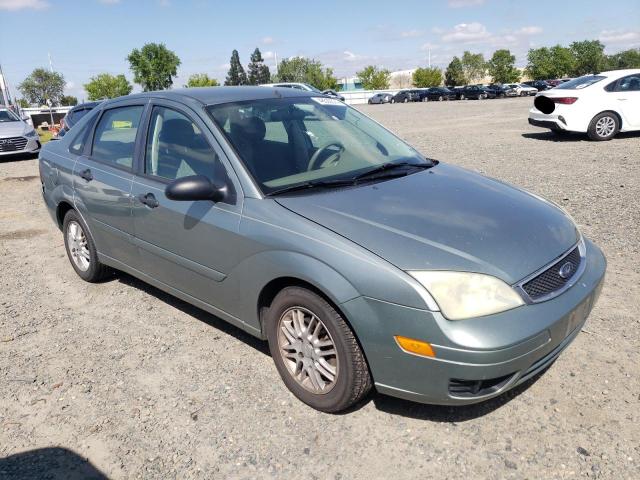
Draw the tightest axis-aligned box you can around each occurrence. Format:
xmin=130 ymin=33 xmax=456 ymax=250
xmin=555 ymin=75 xmax=606 ymax=90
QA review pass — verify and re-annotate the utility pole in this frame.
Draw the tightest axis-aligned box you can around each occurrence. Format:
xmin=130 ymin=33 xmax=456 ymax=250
xmin=0 ymin=62 xmax=10 ymax=106
xmin=274 ymin=52 xmax=278 ymax=75
xmin=428 ymin=48 xmax=431 ymax=69
xmin=48 ymin=52 xmax=54 ymax=72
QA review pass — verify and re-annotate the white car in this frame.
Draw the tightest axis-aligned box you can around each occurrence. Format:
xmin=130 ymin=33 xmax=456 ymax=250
xmin=508 ymin=83 xmax=537 ymax=96
xmin=528 ymin=69 xmax=640 ymax=140
xmin=260 ymin=82 xmax=322 ymax=92
xmin=0 ymin=107 xmax=41 ymax=157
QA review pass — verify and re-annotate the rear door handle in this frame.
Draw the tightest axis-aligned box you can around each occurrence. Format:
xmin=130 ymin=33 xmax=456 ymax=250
xmin=138 ymin=192 xmax=159 ymax=208
xmin=79 ymin=168 xmax=93 ymax=182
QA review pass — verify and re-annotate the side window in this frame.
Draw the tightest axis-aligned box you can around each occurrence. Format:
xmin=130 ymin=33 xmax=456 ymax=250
xmin=145 ymin=106 xmax=221 ymax=181
xmin=69 ymin=109 xmax=99 ymax=155
xmin=91 ymin=105 xmax=143 ymax=169
xmin=616 ymin=75 xmax=640 ymax=92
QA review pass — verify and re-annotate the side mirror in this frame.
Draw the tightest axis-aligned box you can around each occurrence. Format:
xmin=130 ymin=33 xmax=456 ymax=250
xmin=165 ymin=175 xmax=226 ymax=203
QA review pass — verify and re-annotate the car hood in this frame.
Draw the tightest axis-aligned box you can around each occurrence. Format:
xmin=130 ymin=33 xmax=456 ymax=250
xmin=0 ymin=121 xmax=29 ymax=137
xmin=276 ymin=163 xmax=578 ymax=284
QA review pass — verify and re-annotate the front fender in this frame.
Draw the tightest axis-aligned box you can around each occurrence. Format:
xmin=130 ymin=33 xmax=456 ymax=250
xmin=221 ymin=250 xmax=361 ymax=335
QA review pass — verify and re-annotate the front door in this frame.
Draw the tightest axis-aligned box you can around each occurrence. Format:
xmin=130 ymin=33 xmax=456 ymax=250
xmin=130 ymin=103 xmax=244 ymax=307
xmin=73 ymin=104 xmax=145 ymax=265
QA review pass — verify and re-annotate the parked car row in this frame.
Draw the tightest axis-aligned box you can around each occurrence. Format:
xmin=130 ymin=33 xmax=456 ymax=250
xmin=372 ymin=84 xmax=539 ymax=104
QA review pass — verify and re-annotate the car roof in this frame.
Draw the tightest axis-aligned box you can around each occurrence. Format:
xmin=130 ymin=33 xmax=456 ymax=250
xmin=71 ymin=101 xmax=102 ymax=111
xmin=104 ymin=86 xmax=316 ymax=107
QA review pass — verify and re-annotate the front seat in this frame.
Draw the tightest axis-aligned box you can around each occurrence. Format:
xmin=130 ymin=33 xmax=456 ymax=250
xmin=156 ymin=118 xmax=198 ymax=179
xmin=229 ymin=116 xmax=267 ymax=178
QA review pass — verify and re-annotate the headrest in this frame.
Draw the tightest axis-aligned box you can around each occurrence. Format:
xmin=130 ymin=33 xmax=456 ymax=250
xmin=159 ymin=118 xmax=195 ymax=144
xmin=230 ymin=116 xmax=266 ymax=143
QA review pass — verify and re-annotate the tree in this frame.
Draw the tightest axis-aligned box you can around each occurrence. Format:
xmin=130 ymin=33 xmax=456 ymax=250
xmin=606 ymin=48 xmax=640 ymax=70
xmin=247 ymin=48 xmax=271 ymax=85
xmin=16 ymin=98 xmax=30 ymax=108
xmin=184 ymin=73 xmax=219 ymax=87
xmin=275 ymin=57 xmax=337 ymax=90
xmin=487 ymin=49 xmax=520 ymax=83
xmin=225 ymin=50 xmax=248 ymax=86
xmin=525 ymin=45 xmax=574 ymax=80
xmin=356 ymin=65 xmax=391 ymax=90
xmin=412 ymin=67 xmax=443 ymax=87
xmin=60 ymin=95 xmax=78 ymax=106
xmin=18 ymin=68 xmax=65 ymax=106
xmin=570 ymin=40 xmax=606 ymax=76
xmin=461 ymin=51 xmax=486 ymax=84
xmin=444 ymin=56 xmax=466 ymax=86
xmin=127 ymin=43 xmax=181 ymax=91
xmin=84 ymin=73 xmax=133 ymax=100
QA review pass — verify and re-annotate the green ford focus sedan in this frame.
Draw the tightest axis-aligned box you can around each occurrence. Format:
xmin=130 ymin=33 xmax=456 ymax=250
xmin=39 ymin=87 xmax=606 ymax=412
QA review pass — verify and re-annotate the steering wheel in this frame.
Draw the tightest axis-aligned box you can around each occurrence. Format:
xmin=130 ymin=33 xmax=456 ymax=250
xmin=307 ymin=142 xmax=345 ymax=171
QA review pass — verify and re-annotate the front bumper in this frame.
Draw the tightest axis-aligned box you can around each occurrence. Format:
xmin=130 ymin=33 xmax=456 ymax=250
xmin=0 ymin=136 xmax=41 ymax=156
xmin=341 ymin=238 xmax=606 ymax=405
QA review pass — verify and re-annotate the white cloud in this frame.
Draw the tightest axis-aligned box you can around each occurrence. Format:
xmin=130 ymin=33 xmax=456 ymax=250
xmin=262 ymin=36 xmax=274 ymax=45
xmin=0 ymin=0 xmax=48 ymax=10
xmin=599 ymin=29 xmax=640 ymax=44
xmin=262 ymin=51 xmax=274 ymax=60
xmin=447 ymin=0 xmax=485 ymax=8
xmin=441 ymin=22 xmax=491 ymax=43
xmin=515 ymin=26 xmax=543 ymax=36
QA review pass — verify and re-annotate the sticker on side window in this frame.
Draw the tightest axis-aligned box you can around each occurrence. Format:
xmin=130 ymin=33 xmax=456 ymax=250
xmin=311 ymin=97 xmax=343 ymax=106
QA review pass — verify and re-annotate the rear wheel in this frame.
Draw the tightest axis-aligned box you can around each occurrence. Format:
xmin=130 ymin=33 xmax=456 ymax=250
xmin=403 ymin=97 xmax=408 ymax=103
xmin=265 ymin=287 xmax=372 ymax=412
xmin=438 ymin=95 xmax=443 ymax=102
xmin=63 ymin=209 xmax=110 ymax=282
xmin=587 ymin=112 xmax=619 ymax=141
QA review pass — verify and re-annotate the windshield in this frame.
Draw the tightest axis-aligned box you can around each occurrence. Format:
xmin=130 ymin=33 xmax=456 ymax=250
xmin=207 ymin=97 xmax=430 ymax=194
xmin=556 ymin=75 xmax=605 ymax=90
xmin=0 ymin=109 xmax=20 ymax=122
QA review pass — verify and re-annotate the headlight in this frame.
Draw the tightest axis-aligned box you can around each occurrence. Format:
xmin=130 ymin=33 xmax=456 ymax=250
xmin=408 ymin=271 xmax=524 ymax=320
xmin=24 ymin=129 xmax=38 ymax=137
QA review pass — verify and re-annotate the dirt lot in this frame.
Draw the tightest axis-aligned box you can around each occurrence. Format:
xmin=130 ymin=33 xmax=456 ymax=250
xmin=1 ymin=97 xmax=639 ymax=479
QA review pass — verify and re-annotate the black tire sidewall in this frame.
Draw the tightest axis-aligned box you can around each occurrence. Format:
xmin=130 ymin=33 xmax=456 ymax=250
xmin=265 ymin=287 xmax=364 ymax=412
xmin=62 ymin=210 xmax=103 ymax=282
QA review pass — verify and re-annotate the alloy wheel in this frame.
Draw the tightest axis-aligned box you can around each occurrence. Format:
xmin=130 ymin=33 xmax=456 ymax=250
xmin=67 ymin=220 xmax=90 ymax=271
xmin=277 ymin=307 xmax=339 ymax=394
xmin=595 ymin=116 xmax=616 ymax=138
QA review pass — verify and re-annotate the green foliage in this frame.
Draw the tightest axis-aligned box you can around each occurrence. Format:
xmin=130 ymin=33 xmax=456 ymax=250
xmin=356 ymin=65 xmax=391 ymax=90
xmin=18 ymin=68 xmax=65 ymax=106
xmin=412 ymin=67 xmax=443 ymax=87
xmin=225 ymin=50 xmax=248 ymax=86
xmin=84 ymin=73 xmax=133 ymax=100
xmin=525 ymin=45 xmax=574 ymax=80
xmin=570 ymin=40 xmax=606 ymax=76
xmin=444 ymin=56 xmax=466 ymax=86
xmin=247 ymin=48 xmax=271 ymax=85
xmin=487 ymin=49 xmax=520 ymax=83
xmin=461 ymin=51 xmax=487 ymax=84
xmin=127 ymin=43 xmax=181 ymax=91
xmin=184 ymin=74 xmax=219 ymax=87
xmin=60 ymin=95 xmax=78 ymax=106
xmin=606 ymin=48 xmax=640 ymax=69
xmin=275 ymin=57 xmax=338 ymax=90
xmin=16 ymin=98 xmax=30 ymax=108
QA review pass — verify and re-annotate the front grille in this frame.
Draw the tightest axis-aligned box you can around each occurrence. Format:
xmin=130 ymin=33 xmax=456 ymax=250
xmin=449 ymin=374 xmax=514 ymax=398
xmin=0 ymin=136 xmax=28 ymax=152
xmin=522 ymin=246 xmax=581 ymax=300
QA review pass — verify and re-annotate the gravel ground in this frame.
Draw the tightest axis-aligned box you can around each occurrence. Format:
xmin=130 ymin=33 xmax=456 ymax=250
xmin=1 ymin=97 xmax=639 ymax=479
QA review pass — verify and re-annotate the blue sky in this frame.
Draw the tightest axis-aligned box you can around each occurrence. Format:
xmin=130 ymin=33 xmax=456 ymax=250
xmin=1 ymin=0 xmax=639 ymax=100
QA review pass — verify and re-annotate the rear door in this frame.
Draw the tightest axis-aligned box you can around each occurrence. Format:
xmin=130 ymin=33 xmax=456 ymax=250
xmin=130 ymin=100 xmax=245 ymax=306
xmin=612 ymin=74 xmax=640 ymax=128
xmin=73 ymin=102 xmax=145 ymax=266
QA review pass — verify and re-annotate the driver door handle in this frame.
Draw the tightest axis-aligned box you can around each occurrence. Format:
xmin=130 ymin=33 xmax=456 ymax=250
xmin=79 ymin=168 xmax=93 ymax=182
xmin=138 ymin=192 xmax=159 ymax=208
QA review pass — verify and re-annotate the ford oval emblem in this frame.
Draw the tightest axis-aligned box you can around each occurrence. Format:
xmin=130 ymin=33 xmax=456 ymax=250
xmin=558 ymin=261 xmax=574 ymax=279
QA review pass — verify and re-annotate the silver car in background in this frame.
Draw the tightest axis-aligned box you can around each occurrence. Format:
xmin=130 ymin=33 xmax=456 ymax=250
xmin=0 ymin=107 xmax=40 ymax=157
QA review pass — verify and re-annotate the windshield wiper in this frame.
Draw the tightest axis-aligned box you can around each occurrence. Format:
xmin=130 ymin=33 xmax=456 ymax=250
xmin=266 ymin=178 xmax=355 ymax=196
xmin=352 ymin=161 xmax=433 ymax=182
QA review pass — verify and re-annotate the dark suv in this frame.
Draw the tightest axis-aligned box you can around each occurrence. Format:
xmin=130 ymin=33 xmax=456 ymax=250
xmin=523 ymin=80 xmax=551 ymax=91
xmin=391 ymin=90 xmax=421 ymax=103
xmin=423 ymin=87 xmax=457 ymax=101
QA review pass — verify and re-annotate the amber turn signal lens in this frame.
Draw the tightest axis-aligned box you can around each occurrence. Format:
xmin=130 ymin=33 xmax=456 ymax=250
xmin=394 ymin=336 xmax=435 ymax=357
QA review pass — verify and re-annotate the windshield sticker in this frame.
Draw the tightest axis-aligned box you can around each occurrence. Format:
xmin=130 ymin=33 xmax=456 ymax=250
xmin=311 ymin=97 xmax=344 ymax=106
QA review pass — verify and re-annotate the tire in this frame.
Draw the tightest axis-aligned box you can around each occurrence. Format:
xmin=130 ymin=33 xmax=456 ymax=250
xmin=403 ymin=97 xmax=408 ymax=103
xmin=390 ymin=99 xmax=395 ymax=104
xmin=422 ymin=97 xmax=428 ymax=102
xmin=460 ymin=94 xmax=465 ymax=100
xmin=368 ymin=100 xmax=372 ymax=104
xmin=587 ymin=112 xmax=619 ymax=141
xmin=62 ymin=209 xmax=110 ymax=282
xmin=438 ymin=96 xmax=443 ymax=102
xmin=265 ymin=287 xmax=372 ymax=413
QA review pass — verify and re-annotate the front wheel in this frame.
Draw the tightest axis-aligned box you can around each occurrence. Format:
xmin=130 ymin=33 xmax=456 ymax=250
xmin=403 ymin=98 xmax=408 ymax=103
xmin=265 ymin=287 xmax=372 ymax=413
xmin=587 ymin=112 xmax=619 ymax=141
